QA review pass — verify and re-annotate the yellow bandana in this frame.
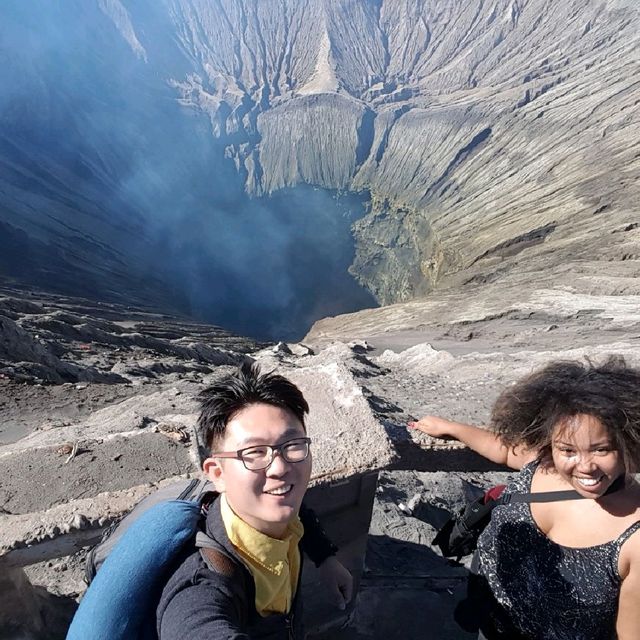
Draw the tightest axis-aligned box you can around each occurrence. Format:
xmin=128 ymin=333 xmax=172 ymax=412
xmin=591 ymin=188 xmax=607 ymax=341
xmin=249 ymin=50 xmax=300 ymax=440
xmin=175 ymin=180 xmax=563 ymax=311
xmin=220 ymin=494 xmax=303 ymax=616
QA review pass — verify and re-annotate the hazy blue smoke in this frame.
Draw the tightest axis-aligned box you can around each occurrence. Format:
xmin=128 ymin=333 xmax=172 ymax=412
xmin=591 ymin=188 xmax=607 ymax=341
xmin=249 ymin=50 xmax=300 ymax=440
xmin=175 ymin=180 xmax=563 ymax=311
xmin=0 ymin=1 xmax=376 ymax=340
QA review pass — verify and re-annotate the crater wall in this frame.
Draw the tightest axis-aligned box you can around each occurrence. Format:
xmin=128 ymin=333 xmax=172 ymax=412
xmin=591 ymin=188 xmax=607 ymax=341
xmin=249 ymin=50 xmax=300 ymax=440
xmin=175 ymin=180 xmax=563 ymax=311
xmin=1 ymin=0 xmax=639 ymax=326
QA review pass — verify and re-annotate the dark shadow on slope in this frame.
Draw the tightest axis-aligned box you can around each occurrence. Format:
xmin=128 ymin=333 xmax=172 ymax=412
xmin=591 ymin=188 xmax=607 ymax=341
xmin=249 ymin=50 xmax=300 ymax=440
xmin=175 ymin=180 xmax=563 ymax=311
xmin=358 ymin=535 xmax=475 ymax=640
xmin=426 ymin=127 xmax=492 ymax=198
xmin=355 ymin=108 xmax=376 ymax=168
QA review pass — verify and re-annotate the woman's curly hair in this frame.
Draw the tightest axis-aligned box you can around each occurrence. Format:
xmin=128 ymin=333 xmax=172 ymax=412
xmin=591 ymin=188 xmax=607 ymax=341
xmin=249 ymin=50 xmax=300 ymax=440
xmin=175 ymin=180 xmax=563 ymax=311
xmin=490 ymin=355 xmax=640 ymax=471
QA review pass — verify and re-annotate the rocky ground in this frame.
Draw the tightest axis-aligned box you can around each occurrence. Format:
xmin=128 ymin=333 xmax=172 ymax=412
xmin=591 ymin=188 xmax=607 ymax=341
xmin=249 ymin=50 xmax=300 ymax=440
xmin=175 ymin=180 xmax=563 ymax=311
xmin=3 ymin=277 xmax=640 ymax=638
xmin=0 ymin=285 xmax=398 ymax=638
xmin=303 ymin=266 xmax=640 ymax=638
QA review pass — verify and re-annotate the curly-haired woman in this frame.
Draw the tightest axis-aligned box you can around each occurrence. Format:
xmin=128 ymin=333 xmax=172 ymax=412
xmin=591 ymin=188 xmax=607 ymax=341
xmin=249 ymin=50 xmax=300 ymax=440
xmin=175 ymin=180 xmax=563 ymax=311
xmin=409 ymin=356 xmax=640 ymax=640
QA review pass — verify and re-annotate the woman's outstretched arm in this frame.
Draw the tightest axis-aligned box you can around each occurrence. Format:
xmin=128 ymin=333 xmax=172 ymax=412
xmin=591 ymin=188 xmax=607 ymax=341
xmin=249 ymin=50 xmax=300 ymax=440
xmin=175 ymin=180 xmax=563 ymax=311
xmin=408 ymin=416 xmax=534 ymax=470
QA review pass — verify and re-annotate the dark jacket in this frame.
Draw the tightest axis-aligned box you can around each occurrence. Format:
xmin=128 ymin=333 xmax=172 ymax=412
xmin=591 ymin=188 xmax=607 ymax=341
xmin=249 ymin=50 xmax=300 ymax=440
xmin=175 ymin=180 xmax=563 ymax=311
xmin=156 ymin=498 xmax=335 ymax=640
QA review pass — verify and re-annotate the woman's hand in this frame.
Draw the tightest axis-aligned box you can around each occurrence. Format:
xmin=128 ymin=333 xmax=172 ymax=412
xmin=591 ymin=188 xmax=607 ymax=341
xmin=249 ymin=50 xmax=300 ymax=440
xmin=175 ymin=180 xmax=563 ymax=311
xmin=316 ymin=556 xmax=353 ymax=610
xmin=408 ymin=416 xmax=529 ymax=469
xmin=407 ymin=415 xmax=460 ymax=438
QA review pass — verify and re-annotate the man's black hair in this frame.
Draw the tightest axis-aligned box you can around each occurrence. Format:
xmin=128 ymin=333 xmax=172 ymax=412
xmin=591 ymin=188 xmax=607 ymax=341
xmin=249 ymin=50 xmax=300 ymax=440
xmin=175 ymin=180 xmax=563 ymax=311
xmin=197 ymin=361 xmax=309 ymax=456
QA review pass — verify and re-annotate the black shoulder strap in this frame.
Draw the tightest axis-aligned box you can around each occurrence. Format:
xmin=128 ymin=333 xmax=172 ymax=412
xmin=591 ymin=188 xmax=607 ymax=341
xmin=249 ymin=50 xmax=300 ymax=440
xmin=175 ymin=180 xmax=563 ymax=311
xmin=501 ymin=490 xmax=582 ymax=504
xmin=498 ymin=473 xmax=626 ymax=505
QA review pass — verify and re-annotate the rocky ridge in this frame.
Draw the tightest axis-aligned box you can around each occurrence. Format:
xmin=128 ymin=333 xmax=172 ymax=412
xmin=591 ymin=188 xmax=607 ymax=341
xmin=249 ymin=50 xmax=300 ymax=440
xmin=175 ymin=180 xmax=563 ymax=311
xmin=0 ymin=287 xmax=256 ymax=390
xmin=0 ymin=287 xmax=400 ymax=638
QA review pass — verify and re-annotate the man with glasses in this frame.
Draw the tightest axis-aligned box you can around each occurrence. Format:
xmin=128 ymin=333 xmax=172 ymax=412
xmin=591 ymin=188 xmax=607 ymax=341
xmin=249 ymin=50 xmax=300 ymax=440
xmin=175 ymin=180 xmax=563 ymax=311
xmin=157 ymin=362 xmax=352 ymax=639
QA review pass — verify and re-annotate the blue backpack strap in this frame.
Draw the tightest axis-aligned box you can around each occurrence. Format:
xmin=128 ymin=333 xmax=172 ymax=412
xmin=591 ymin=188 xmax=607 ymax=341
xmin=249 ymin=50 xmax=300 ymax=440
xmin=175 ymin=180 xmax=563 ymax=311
xmin=67 ymin=500 xmax=202 ymax=640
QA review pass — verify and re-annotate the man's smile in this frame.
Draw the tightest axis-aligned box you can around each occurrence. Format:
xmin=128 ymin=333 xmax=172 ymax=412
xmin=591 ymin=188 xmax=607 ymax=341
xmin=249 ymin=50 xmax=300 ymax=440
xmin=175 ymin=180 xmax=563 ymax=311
xmin=264 ymin=484 xmax=293 ymax=496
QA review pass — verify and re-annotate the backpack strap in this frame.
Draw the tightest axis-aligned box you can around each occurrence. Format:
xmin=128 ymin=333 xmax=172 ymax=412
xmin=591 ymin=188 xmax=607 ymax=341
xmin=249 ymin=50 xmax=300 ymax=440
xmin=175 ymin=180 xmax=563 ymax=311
xmin=500 ymin=489 xmax=582 ymax=504
xmin=432 ymin=475 xmax=627 ymax=559
xmin=195 ymin=531 xmax=246 ymax=581
xmin=195 ymin=531 xmax=252 ymax=629
xmin=497 ymin=472 xmax=626 ymax=505
xmin=200 ymin=547 xmax=240 ymax=579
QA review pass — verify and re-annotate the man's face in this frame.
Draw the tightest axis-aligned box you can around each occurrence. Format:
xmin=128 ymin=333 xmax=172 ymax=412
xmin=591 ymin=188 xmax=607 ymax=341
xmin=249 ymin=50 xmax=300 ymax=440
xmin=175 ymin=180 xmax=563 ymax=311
xmin=204 ymin=403 xmax=312 ymax=538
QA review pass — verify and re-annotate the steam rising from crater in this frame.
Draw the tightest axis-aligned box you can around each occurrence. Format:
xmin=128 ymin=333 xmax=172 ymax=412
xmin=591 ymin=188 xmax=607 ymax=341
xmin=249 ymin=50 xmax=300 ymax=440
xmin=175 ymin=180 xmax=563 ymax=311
xmin=0 ymin=1 xmax=376 ymax=340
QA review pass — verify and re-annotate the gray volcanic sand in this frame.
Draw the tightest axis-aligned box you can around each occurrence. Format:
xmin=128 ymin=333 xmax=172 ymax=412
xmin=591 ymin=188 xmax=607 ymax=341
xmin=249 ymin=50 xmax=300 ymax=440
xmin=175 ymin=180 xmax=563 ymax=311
xmin=312 ymin=469 xmax=517 ymax=640
xmin=6 ymin=284 xmax=640 ymax=638
xmin=0 ymin=380 xmax=147 ymax=445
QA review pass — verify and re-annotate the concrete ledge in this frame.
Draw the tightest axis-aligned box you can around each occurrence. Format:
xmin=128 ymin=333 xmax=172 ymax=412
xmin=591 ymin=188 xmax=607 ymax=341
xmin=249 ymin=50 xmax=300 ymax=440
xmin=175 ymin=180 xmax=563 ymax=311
xmin=0 ymin=431 xmax=197 ymax=515
xmin=0 ymin=479 xmax=185 ymax=566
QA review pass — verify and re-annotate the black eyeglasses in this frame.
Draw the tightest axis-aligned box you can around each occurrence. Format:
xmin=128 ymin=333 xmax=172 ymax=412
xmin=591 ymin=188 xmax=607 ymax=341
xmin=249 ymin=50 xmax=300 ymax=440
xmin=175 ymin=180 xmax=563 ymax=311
xmin=212 ymin=437 xmax=312 ymax=471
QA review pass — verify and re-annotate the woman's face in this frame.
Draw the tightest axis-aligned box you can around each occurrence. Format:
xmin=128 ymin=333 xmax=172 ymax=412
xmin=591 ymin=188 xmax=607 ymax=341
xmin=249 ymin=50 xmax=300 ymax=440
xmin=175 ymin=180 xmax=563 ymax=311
xmin=551 ymin=414 xmax=626 ymax=498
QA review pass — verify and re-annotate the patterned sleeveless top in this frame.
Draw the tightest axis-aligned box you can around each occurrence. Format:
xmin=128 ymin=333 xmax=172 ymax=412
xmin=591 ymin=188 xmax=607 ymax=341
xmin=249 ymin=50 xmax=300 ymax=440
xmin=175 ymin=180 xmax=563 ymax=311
xmin=476 ymin=462 xmax=640 ymax=639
